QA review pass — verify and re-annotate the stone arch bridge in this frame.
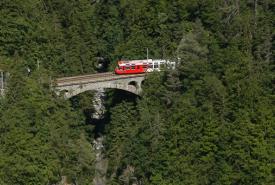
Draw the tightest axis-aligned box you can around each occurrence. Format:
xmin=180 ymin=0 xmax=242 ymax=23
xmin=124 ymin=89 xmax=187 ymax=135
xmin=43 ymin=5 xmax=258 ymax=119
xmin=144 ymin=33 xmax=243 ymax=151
xmin=55 ymin=72 xmax=145 ymax=99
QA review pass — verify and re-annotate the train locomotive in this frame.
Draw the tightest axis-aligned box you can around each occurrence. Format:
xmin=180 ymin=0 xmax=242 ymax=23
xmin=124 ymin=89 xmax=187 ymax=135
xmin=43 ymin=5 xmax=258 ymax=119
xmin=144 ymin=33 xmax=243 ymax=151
xmin=115 ymin=59 xmax=175 ymax=75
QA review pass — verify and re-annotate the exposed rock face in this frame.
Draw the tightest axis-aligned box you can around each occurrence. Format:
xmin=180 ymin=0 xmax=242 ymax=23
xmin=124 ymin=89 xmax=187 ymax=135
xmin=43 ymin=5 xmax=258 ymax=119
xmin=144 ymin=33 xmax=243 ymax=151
xmin=0 ymin=71 xmax=6 ymax=96
xmin=92 ymin=89 xmax=106 ymax=119
xmin=59 ymin=176 xmax=72 ymax=185
xmin=92 ymin=90 xmax=108 ymax=185
xmin=93 ymin=137 xmax=108 ymax=185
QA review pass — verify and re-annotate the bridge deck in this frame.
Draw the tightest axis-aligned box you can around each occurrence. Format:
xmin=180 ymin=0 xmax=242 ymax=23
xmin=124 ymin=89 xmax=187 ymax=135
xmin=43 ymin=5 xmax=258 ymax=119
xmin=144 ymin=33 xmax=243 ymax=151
xmin=56 ymin=72 xmax=146 ymax=87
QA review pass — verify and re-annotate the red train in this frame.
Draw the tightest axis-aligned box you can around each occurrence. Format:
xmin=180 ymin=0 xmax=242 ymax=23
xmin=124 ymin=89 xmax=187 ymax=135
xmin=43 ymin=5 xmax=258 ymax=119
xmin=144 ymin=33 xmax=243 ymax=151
xmin=115 ymin=59 xmax=175 ymax=75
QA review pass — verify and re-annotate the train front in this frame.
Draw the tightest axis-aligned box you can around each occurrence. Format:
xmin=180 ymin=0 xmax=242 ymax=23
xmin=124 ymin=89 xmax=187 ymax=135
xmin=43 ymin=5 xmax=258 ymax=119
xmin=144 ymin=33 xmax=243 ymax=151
xmin=114 ymin=61 xmax=124 ymax=74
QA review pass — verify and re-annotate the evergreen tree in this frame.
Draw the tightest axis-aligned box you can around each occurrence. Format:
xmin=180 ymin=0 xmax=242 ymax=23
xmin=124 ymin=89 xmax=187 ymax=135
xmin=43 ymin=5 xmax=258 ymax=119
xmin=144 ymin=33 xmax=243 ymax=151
xmin=0 ymin=62 xmax=95 ymax=185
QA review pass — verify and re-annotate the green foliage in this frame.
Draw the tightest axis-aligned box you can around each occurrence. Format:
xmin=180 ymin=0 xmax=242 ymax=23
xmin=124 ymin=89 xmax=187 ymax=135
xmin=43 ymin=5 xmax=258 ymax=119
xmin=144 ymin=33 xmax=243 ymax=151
xmin=104 ymin=1 xmax=274 ymax=184
xmin=0 ymin=0 xmax=97 ymax=76
xmin=0 ymin=0 xmax=274 ymax=184
xmin=0 ymin=64 xmax=95 ymax=184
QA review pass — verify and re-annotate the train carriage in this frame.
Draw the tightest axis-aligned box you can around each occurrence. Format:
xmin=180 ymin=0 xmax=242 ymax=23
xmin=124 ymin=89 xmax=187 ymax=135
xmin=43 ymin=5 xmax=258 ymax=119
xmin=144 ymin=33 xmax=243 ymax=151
xmin=115 ymin=59 xmax=175 ymax=75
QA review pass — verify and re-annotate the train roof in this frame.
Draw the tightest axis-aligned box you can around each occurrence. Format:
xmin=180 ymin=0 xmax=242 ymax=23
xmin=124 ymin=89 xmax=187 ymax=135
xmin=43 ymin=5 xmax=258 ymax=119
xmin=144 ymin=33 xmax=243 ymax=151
xmin=118 ymin=59 xmax=173 ymax=66
xmin=118 ymin=59 xmax=152 ymax=65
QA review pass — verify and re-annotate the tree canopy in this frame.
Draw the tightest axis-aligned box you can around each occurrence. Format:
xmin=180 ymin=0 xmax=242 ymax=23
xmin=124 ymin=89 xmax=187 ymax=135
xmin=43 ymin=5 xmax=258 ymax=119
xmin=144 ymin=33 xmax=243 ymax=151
xmin=0 ymin=0 xmax=274 ymax=184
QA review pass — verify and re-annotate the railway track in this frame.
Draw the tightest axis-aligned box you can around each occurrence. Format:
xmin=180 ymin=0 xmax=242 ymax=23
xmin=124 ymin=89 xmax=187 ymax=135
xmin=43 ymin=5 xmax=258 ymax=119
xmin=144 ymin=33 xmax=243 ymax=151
xmin=56 ymin=72 xmax=114 ymax=83
xmin=55 ymin=72 xmax=146 ymax=87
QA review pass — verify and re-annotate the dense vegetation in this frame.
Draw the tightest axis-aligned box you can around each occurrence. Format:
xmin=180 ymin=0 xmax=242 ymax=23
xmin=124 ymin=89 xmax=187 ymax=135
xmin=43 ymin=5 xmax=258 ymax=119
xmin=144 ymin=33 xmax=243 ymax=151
xmin=0 ymin=0 xmax=274 ymax=185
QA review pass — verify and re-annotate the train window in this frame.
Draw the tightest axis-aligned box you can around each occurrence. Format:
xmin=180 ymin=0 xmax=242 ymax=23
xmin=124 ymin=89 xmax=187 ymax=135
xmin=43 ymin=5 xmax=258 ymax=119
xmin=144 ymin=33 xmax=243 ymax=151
xmin=131 ymin=66 xmax=135 ymax=70
xmin=148 ymin=64 xmax=153 ymax=68
xmin=154 ymin=64 xmax=159 ymax=68
xmin=143 ymin=65 xmax=147 ymax=68
xmin=126 ymin=66 xmax=130 ymax=70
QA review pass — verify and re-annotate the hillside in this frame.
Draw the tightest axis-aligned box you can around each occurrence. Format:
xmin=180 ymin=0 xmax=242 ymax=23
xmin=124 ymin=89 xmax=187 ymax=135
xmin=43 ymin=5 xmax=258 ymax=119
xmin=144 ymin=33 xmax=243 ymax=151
xmin=0 ymin=1 xmax=274 ymax=185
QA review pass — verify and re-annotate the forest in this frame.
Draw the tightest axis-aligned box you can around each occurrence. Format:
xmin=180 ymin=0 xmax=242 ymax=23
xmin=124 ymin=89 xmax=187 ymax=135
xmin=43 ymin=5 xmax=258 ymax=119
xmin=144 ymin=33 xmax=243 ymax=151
xmin=0 ymin=0 xmax=274 ymax=185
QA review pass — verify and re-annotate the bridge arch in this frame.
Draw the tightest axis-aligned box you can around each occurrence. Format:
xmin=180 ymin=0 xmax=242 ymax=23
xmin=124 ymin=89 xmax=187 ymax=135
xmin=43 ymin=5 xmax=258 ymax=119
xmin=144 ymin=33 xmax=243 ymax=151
xmin=128 ymin=81 xmax=138 ymax=87
xmin=128 ymin=80 xmax=139 ymax=90
xmin=55 ymin=74 xmax=145 ymax=99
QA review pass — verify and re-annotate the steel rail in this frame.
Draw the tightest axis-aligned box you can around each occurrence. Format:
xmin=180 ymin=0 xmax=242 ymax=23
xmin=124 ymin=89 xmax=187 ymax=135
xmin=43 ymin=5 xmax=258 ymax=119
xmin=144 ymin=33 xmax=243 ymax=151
xmin=56 ymin=73 xmax=146 ymax=87
xmin=56 ymin=72 xmax=114 ymax=82
xmin=56 ymin=73 xmax=145 ymax=85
